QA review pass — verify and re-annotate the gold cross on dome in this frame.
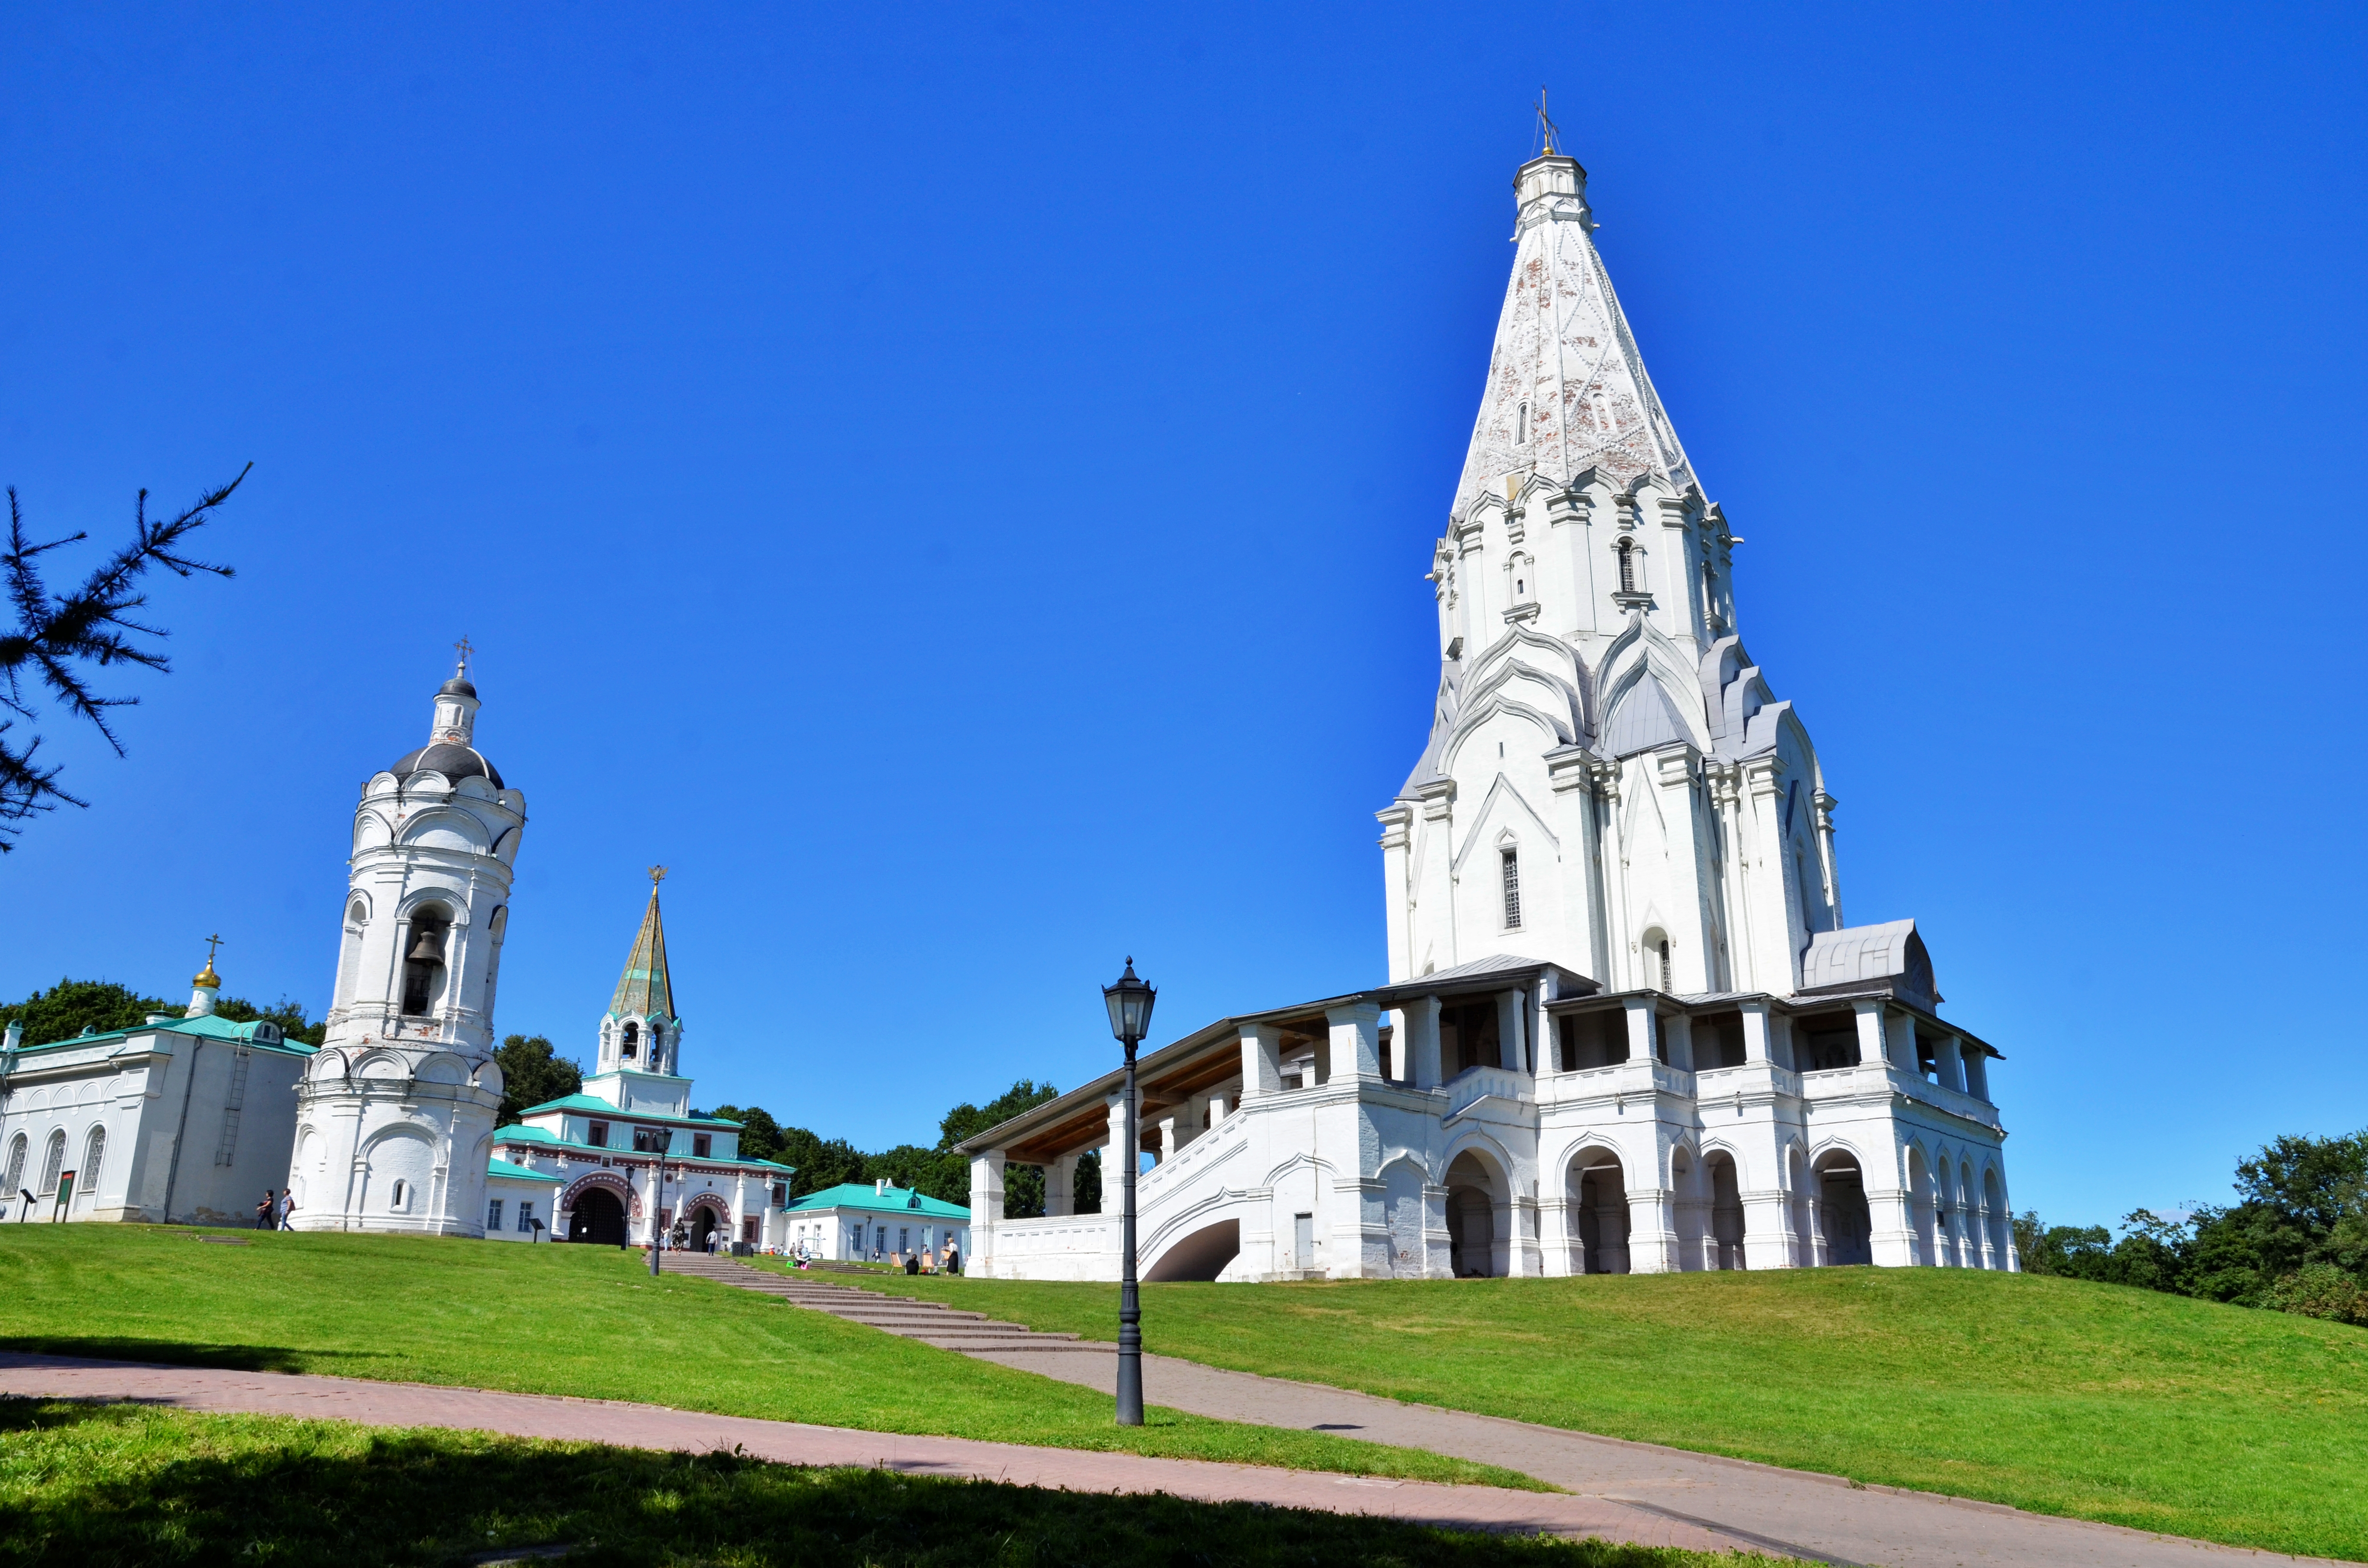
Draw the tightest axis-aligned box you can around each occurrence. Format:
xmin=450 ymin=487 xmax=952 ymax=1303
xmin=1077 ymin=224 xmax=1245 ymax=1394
xmin=649 ymin=865 xmax=668 ymax=887
xmin=204 ymin=933 xmax=224 ymax=964
xmin=1536 ymin=86 xmax=1561 ymax=157
xmin=453 ymin=635 xmax=474 ymax=676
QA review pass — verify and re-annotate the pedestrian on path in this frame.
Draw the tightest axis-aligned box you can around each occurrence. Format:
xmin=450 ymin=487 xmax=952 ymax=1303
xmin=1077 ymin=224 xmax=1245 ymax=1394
xmin=276 ymin=1192 xmax=296 ymax=1230
xmin=254 ymin=1190 xmax=275 ymax=1229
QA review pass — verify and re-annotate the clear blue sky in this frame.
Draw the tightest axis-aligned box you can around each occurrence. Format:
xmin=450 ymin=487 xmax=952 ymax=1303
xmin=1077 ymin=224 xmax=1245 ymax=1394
xmin=3 ymin=5 xmax=2361 ymax=1223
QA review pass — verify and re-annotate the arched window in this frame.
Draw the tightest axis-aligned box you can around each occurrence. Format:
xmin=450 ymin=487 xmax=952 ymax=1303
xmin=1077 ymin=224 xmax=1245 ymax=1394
xmin=1500 ymin=847 xmax=1522 ymax=930
xmin=401 ymin=907 xmax=451 ymax=1017
xmin=1616 ymin=539 xmax=1637 ymax=595
xmin=3 ymin=1133 xmax=25 ymax=1198
xmin=1516 ymin=401 xmax=1529 ymax=444
xmin=390 ymin=1178 xmax=408 ymax=1212
xmin=1658 ymin=938 xmax=1673 ymax=992
xmin=1507 ymin=551 xmax=1534 ymax=607
xmin=82 ymin=1127 xmax=105 ymax=1195
xmin=621 ymin=1022 xmax=640 ymax=1060
xmin=37 ymin=1129 xmax=66 ymax=1195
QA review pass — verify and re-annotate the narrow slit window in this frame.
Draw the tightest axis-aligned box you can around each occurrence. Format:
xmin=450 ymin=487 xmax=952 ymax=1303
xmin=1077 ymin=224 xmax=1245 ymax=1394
xmin=1616 ymin=540 xmax=1638 ymax=595
xmin=1657 ymin=939 xmax=1673 ymax=992
xmin=1517 ymin=401 xmax=1529 ymax=444
xmin=1501 ymin=848 xmax=1522 ymax=930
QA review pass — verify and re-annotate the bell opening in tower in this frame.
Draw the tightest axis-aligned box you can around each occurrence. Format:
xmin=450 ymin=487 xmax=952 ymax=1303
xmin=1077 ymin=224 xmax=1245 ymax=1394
xmin=402 ymin=909 xmax=451 ymax=1016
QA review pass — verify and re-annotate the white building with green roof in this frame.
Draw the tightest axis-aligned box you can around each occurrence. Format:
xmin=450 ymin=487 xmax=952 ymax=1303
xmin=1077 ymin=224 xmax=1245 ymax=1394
xmin=490 ymin=877 xmax=796 ymax=1250
xmin=0 ymin=959 xmax=314 ymax=1226
xmin=785 ymin=1180 xmax=971 ymax=1267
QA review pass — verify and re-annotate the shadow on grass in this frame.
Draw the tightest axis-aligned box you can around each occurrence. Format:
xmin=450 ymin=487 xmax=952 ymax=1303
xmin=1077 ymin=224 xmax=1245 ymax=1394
xmin=0 ymin=1336 xmax=399 ymax=1374
xmin=0 ymin=1399 xmax=1746 ymax=1568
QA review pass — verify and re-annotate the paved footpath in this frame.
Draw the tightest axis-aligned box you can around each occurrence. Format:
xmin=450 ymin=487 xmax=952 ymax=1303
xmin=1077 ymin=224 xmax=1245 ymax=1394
xmin=970 ymin=1342 xmax=2331 ymax=1568
xmin=0 ymin=1352 xmax=1741 ymax=1556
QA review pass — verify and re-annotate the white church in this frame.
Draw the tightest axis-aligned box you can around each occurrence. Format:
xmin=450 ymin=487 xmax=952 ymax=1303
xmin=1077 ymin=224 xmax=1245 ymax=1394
xmin=285 ymin=667 xmax=796 ymax=1246
xmin=958 ymin=144 xmax=2016 ymax=1282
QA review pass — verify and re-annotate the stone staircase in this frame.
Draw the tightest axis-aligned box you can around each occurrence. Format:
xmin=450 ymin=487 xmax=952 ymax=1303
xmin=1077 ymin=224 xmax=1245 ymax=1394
xmin=658 ymin=1253 xmax=1112 ymax=1354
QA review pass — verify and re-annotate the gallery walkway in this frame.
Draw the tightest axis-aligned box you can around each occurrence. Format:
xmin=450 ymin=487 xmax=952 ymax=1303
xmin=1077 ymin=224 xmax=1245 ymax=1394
xmin=0 ymin=1351 xmax=1738 ymax=1555
xmin=668 ymin=1256 xmax=2336 ymax=1568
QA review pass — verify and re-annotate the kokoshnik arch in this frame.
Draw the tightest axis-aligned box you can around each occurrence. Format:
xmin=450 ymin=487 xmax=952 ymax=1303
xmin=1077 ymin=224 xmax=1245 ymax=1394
xmin=957 ymin=148 xmax=2016 ymax=1282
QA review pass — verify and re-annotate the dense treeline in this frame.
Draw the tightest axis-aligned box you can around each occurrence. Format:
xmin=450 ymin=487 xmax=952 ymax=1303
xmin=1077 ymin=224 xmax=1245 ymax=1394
xmin=2017 ymin=1129 xmax=2368 ymax=1326
xmin=1 ymin=979 xmax=326 ymax=1049
xmin=711 ymin=1079 xmax=1101 ymax=1217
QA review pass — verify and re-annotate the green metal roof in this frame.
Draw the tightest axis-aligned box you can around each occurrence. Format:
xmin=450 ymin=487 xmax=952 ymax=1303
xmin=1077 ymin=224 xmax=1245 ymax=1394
xmin=514 ymin=1093 xmax=740 ymax=1127
xmin=608 ymin=888 xmax=675 ymax=1020
xmin=9 ymin=1011 xmax=318 ymax=1060
xmin=491 ymin=1123 xmax=794 ymax=1174
xmin=486 ymin=1157 xmax=560 ymax=1183
xmin=787 ymin=1183 xmax=970 ymax=1221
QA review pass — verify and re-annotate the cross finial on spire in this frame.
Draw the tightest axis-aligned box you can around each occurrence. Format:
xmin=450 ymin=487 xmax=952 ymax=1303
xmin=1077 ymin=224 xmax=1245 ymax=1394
xmin=649 ymin=865 xmax=667 ymax=888
xmin=453 ymin=635 xmax=474 ymax=678
xmin=204 ymin=933 xmax=224 ymax=964
xmin=1535 ymin=86 xmax=1561 ymax=157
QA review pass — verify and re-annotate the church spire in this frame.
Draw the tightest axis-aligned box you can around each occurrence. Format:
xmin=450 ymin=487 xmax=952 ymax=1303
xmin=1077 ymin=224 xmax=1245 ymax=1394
xmin=1451 ymin=146 xmax=1697 ymax=522
xmin=609 ymin=868 xmax=675 ymax=1021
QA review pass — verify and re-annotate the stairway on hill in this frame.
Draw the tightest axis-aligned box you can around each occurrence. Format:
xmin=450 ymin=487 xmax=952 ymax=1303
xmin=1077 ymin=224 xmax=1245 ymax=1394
xmin=658 ymin=1253 xmax=1112 ymax=1355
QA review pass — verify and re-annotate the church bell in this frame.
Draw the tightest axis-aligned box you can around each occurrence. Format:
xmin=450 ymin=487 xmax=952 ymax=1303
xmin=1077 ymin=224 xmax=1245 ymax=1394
xmin=407 ymin=929 xmax=445 ymax=964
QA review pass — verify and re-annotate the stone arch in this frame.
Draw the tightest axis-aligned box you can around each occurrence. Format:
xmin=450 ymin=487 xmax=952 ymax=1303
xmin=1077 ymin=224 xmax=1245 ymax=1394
xmin=683 ymin=1192 xmax=731 ymax=1250
xmin=413 ymin=1053 xmax=469 ymax=1086
xmin=1785 ymin=1141 xmax=1813 ymax=1268
xmin=1906 ymin=1143 xmax=1936 ymax=1265
xmin=1957 ymin=1159 xmax=1979 ymax=1268
xmin=1982 ymin=1164 xmax=2011 ymax=1271
xmin=1811 ymin=1143 xmax=1874 ymax=1266
xmin=354 ymin=1051 xmax=407 ymax=1079
xmin=1700 ymin=1142 xmax=1747 ymax=1270
xmin=1145 ymin=1218 xmax=1240 ymax=1282
xmin=1441 ymin=1139 xmax=1511 ymax=1278
xmin=1562 ymin=1142 xmax=1630 ymax=1275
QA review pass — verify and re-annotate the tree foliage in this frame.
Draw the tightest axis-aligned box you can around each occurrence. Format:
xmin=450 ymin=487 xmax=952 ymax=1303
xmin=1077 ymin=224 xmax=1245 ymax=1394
xmin=712 ymin=1078 xmax=1105 ymax=1217
xmin=1 ymin=469 xmax=245 ymax=847
xmin=493 ymin=1034 xmax=583 ymax=1127
xmin=1 ymin=978 xmax=323 ymax=1050
xmin=2020 ymin=1129 xmax=2368 ymax=1328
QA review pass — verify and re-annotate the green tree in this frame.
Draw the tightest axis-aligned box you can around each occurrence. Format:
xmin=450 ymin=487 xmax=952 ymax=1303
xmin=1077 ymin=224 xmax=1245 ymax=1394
xmin=2 ymin=468 xmax=245 ymax=848
xmin=936 ymin=1079 xmax=1065 ymax=1218
xmin=0 ymin=979 xmax=173 ymax=1045
xmin=493 ymin=1034 xmax=583 ymax=1127
xmin=2185 ymin=1131 xmax=2368 ymax=1305
xmin=708 ymin=1104 xmax=784 ymax=1164
xmin=774 ymin=1127 xmax=866 ymax=1200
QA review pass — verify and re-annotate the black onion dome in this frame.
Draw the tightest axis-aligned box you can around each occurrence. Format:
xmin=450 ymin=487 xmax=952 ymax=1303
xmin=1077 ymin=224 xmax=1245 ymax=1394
xmin=439 ymin=676 xmax=479 ymax=698
xmin=391 ymin=741 xmax=505 ymax=790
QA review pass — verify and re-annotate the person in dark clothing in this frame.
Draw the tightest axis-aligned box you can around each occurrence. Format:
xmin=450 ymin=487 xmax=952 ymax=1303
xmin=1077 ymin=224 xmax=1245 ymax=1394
xmin=946 ymin=1244 xmax=961 ymax=1276
xmin=254 ymin=1190 xmax=275 ymax=1229
xmin=904 ymin=1252 xmax=920 ymax=1275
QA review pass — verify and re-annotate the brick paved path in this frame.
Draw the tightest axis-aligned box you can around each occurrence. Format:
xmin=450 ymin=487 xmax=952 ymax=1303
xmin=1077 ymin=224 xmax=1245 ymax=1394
xmin=0 ymin=1352 xmax=1744 ymax=1555
xmin=666 ymin=1260 xmax=2333 ymax=1568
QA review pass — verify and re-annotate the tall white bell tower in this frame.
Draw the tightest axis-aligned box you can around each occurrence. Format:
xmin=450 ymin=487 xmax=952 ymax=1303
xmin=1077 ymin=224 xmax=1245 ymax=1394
xmin=286 ymin=648 xmax=528 ymax=1236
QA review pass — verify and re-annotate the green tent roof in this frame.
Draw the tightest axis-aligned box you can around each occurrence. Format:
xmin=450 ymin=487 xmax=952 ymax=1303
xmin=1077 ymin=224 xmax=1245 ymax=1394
xmin=609 ymin=887 xmax=675 ymax=1020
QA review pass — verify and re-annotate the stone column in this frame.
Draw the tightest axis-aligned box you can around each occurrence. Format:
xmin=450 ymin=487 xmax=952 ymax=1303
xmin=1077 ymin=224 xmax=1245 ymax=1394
xmin=969 ymin=1152 xmax=1003 ymax=1275
xmin=1852 ymin=1000 xmax=1889 ymax=1067
xmin=1494 ymin=989 xmax=1525 ymax=1073
xmin=1740 ymin=1000 xmax=1774 ymax=1065
xmin=1623 ymin=997 xmax=1660 ymax=1065
xmin=1154 ymin=1115 xmax=1177 ymax=1166
xmin=1046 ymin=1152 xmax=1076 ymax=1218
xmin=1962 ymin=1044 xmax=1991 ymax=1102
xmin=1883 ymin=1009 xmax=1917 ymax=1074
xmin=1326 ymin=1001 xmax=1383 ymax=1081
xmin=1659 ymin=1012 xmax=1695 ymax=1072
xmin=1239 ymin=1024 xmax=1284 ymax=1103
xmin=1206 ymin=1093 xmax=1231 ymax=1124
xmin=1402 ymin=996 xmax=1443 ymax=1089
xmin=1627 ymin=1182 xmax=1680 ymax=1273
xmin=1935 ymin=1035 xmax=1967 ymax=1094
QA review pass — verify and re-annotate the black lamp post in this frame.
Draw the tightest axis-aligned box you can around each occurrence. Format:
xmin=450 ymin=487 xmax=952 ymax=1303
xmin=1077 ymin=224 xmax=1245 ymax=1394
xmin=1102 ymin=956 xmax=1156 ymax=1427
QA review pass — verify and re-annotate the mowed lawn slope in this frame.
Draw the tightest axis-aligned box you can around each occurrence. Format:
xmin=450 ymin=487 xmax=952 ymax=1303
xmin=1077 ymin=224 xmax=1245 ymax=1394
xmin=813 ymin=1265 xmax=2368 ymax=1561
xmin=0 ymin=1227 xmax=1534 ymax=1488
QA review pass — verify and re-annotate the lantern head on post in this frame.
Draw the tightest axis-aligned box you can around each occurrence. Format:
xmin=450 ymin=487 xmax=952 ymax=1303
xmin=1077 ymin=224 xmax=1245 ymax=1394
xmin=1103 ymin=957 xmax=1156 ymax=1049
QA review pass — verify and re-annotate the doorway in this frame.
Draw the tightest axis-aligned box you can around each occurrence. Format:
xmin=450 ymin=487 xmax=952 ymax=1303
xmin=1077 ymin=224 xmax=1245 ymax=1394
xmin=569 ymin=1188 xmax=626 ymax=1245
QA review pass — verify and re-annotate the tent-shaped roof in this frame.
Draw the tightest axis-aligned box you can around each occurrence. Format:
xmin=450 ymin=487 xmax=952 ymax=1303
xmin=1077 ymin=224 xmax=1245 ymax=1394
xmin=609 ymin=887 xmax=675 ymax=1019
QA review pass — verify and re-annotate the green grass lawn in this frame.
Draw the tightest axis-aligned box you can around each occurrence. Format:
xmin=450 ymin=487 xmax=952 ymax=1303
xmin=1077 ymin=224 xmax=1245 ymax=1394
xmin=0 ymin=1399 xmax=1768 ymax=1568
xmin=0 ymin=1226 xmax=1536 ymax=1490
xmin=806 ymin=1263 xmax=2368 ymax=1561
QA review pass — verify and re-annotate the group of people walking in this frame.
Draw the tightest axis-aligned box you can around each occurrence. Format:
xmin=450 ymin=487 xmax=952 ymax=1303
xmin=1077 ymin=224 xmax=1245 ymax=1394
xmin=253 ymin=1189 xmax=295 ymax=1229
